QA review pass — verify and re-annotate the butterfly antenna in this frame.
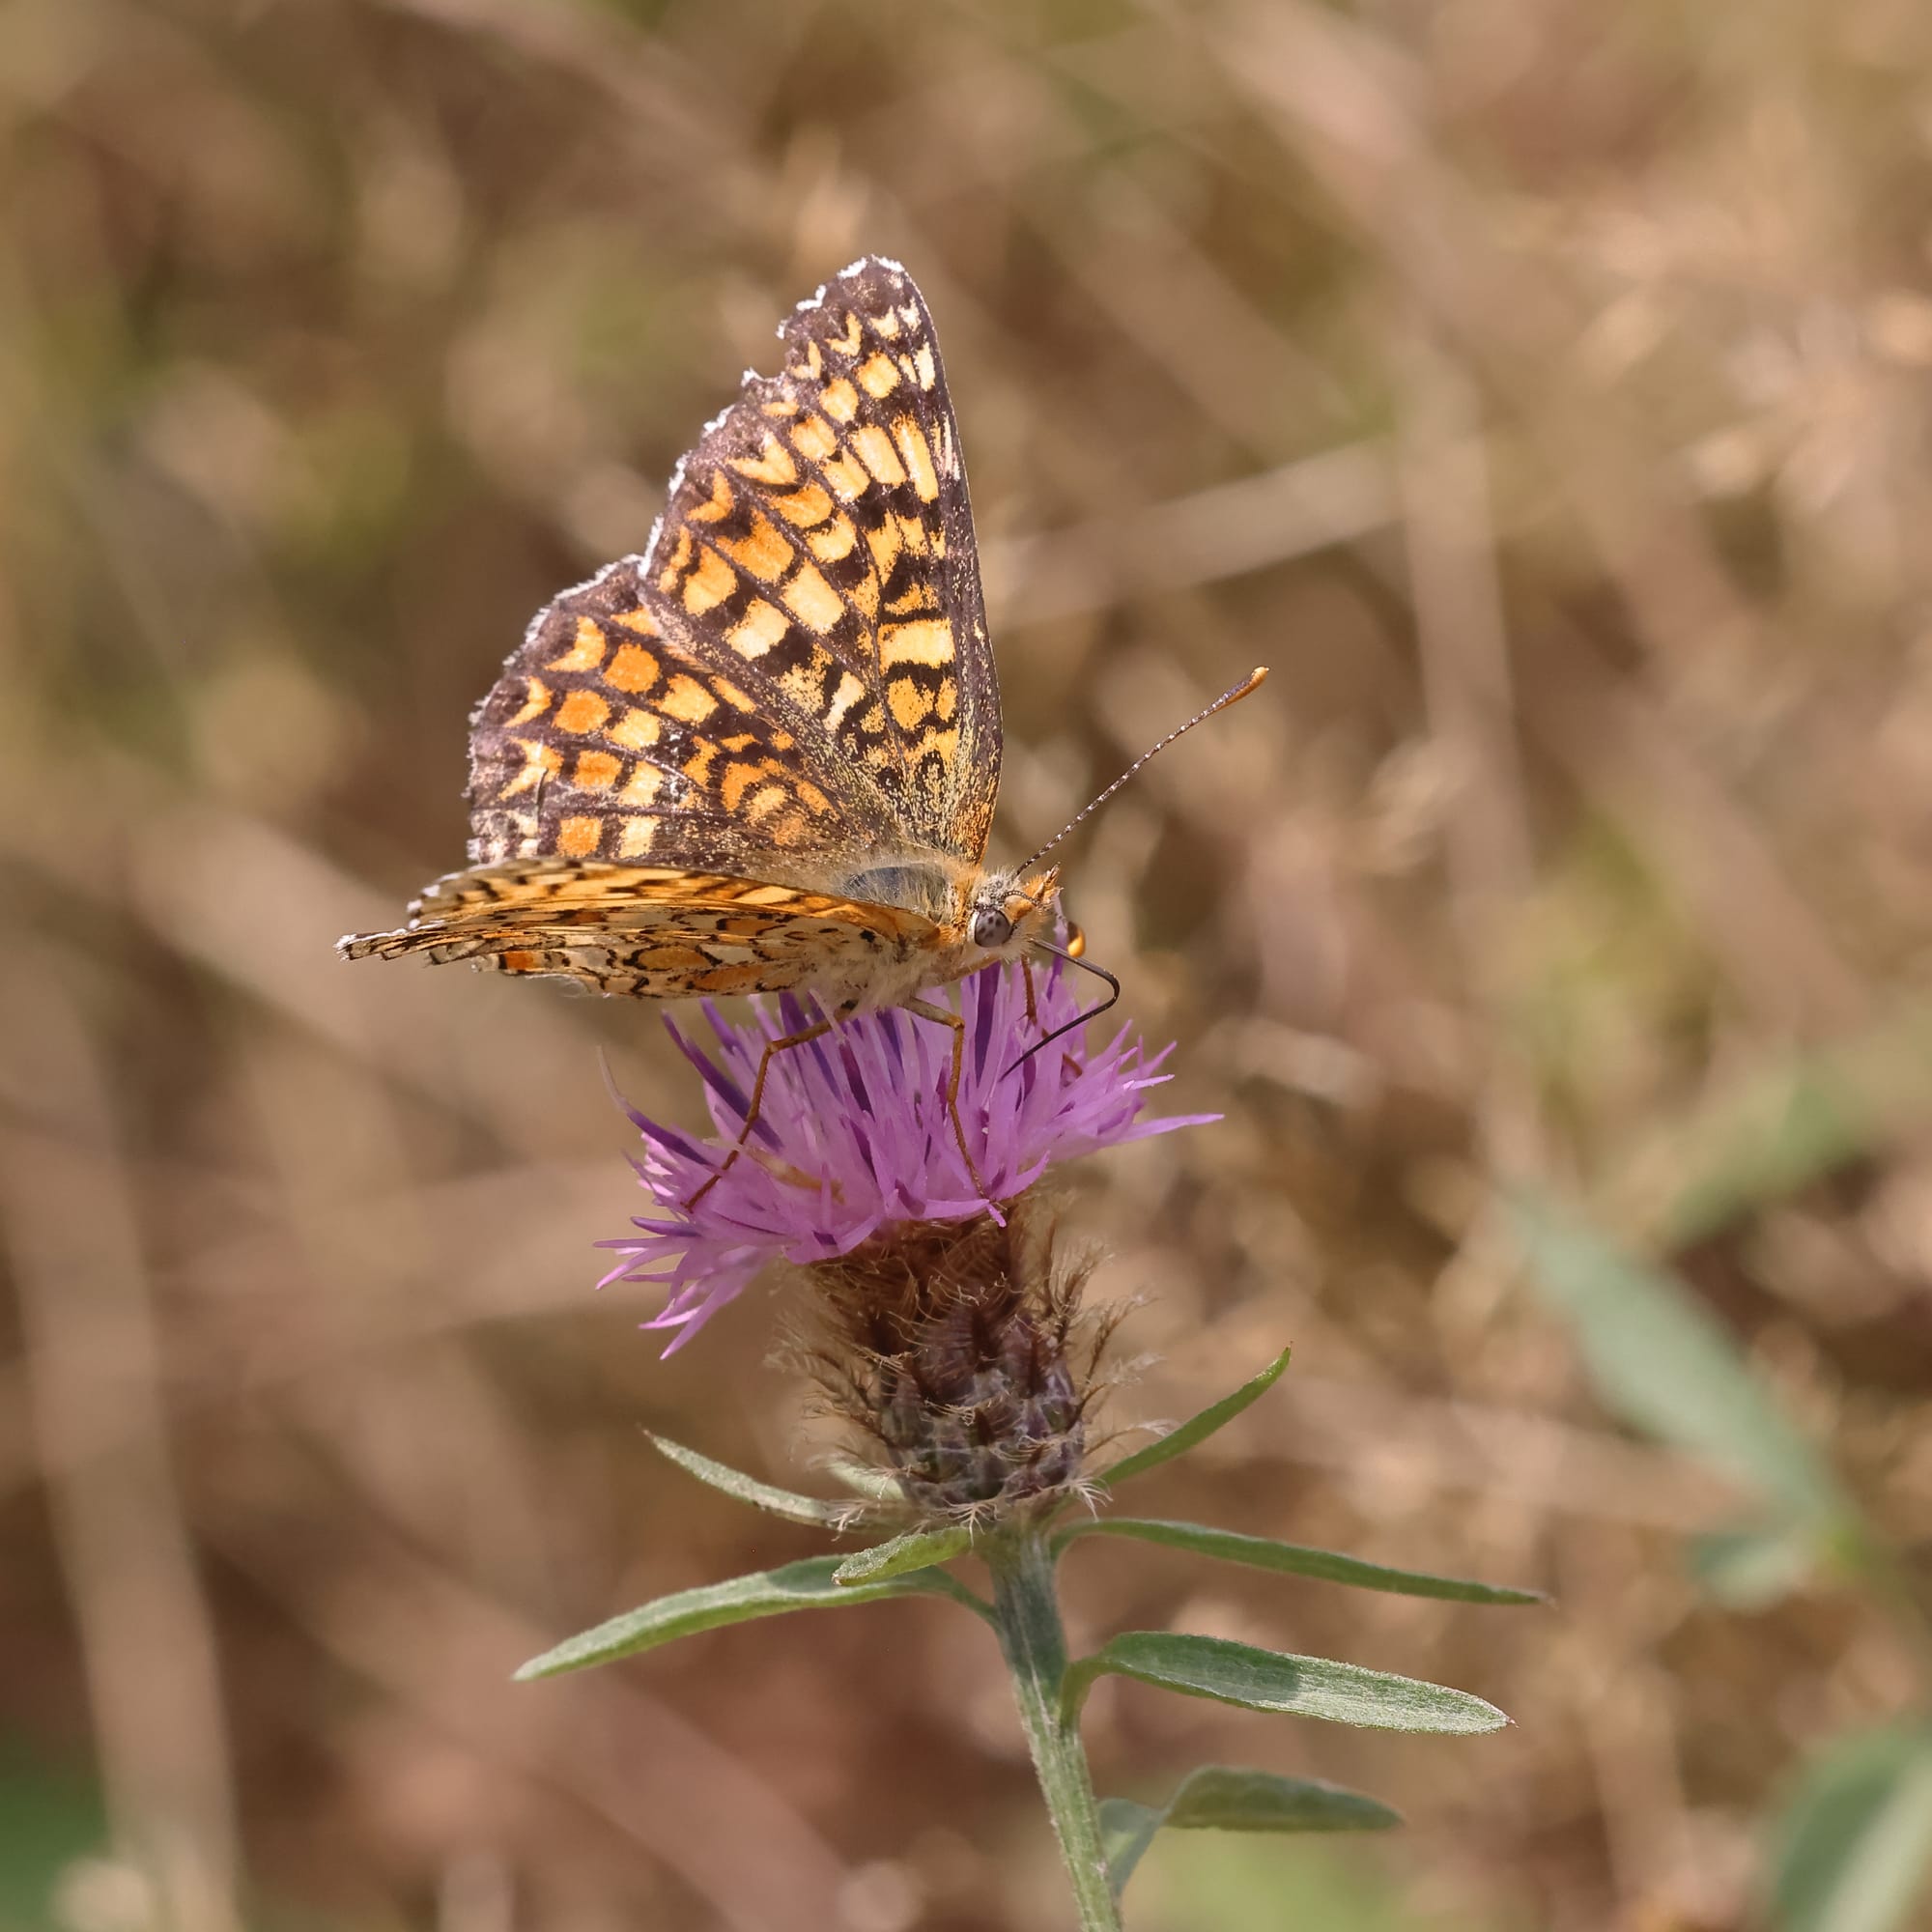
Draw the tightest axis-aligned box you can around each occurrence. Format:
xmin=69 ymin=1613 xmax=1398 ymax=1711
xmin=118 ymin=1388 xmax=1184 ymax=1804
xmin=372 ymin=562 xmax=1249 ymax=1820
xmin=1007 ymin=941 xmax=1122 ymax=1075
xmin=1019 ymin=666 xmax=1268 ymax=873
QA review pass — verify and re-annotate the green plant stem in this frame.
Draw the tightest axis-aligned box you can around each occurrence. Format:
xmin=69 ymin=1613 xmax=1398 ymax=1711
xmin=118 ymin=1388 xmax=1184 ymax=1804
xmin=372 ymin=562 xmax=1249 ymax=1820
xmin=986 ymin=1527 xmax=1122 ymax=1931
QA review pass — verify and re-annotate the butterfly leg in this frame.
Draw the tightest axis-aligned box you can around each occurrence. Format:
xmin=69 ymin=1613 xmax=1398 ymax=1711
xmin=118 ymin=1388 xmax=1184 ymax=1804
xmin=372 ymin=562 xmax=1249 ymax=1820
xmin=903 ymin=996 xmax=995 ymax=1208
xmin=1020 ymin=955 xmax=1038 ymax=1030
xmin=684 ymin=1019 xmax=836 ymax=1209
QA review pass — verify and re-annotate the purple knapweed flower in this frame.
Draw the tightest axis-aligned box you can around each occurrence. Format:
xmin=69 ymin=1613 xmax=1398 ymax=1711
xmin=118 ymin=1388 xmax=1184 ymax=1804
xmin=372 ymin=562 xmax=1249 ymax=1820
xmin=600 ymin=961 xmax=1211 ymax=1353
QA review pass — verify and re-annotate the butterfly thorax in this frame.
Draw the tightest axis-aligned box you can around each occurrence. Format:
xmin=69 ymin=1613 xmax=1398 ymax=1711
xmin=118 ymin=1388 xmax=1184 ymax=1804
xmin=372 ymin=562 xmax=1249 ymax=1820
xmin=821 ymin=858 xmax=1061 ymax=1015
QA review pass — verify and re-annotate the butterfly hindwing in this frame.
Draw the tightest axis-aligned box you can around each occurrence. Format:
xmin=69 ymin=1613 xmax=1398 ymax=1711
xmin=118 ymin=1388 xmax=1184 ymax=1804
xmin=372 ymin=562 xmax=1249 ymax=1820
xmin=339 ymin=861 xmax=939 ymax=1001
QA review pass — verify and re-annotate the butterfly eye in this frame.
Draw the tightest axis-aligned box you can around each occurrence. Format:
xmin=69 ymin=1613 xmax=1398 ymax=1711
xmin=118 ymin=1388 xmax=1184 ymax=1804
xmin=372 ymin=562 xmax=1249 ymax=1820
xmin=970 ymin=906 xmax=1014 ymax=950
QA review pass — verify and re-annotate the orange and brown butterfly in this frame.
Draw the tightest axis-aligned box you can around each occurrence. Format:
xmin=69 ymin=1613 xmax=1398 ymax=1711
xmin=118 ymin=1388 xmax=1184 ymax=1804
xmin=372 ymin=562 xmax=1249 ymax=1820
xmin=340 ymin=256 xmax=1263 ymax=1194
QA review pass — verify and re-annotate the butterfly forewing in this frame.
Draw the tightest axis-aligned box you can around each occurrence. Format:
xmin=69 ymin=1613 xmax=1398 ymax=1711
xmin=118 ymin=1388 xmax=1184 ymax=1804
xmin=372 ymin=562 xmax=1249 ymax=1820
xmin=467 ymin=256 xmax=999 ymax=885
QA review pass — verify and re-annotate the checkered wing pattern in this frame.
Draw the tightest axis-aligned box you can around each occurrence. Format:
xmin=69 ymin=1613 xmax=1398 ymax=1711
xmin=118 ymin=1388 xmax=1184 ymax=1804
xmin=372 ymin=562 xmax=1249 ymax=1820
xmin=343 ymin=861 xmax=936 ymax=1000
xmin=343 ymin=258 xmax=1002 ymax=996
xmin=469 ymin=255 xmax=997 ymax=880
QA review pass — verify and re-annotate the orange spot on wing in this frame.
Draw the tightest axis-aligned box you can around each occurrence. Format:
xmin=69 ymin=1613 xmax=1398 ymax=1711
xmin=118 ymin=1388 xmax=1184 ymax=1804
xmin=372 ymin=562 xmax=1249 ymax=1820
xmin=781 ymin=562 xmax=843 ymax=635
xmin=680 ymin=546 xmax=737 ymax=615
xmin=882 ymin=618 xmax=953 ymax=667
xmin=850 ymin=423 xmax=906 ymax=488
xmin=497 ymin=739 xmax=562 ymax=798
xmin=548 ymin=616 xmax=608 ymax=671
xmin=856 ymin=353 xmax=900 ymax=398
xmin=610 ymin=707 xmax=662 ymax=752
xmin=726 ymin=598 xmax=789 ymax=659
xmin=893 ymin=417 xmax=939 ymax=501
xmin=605 ymin=643 xmax=662 ymax=694
xmin=621 ymin=765 xmax=666 ymax=807
xmin=556 ymin=815 xmax=604 ymax=858
xmin=865 ymin=515 xmax=903 ymax=577
xmin=554 ymin=689 xmax=611 ymax=734
xmin=772 ymin=481 xmax=833 ymax=527
xmin=731 ymin=433 xmax=798 ymax=487
xmin=695 ymin=962 xmax=778 ymax=995
xmin=687 ymin=470 xmax=734 ymax=523
xmin=790 ymin=413 xmax=837 ymax=462
xmin=506 ymin=676 xmax=552 ymax=725
xmin=573 ymin=750 xmax=621 ymax=791
xmin=722 ymin=514 xmax=794 ymax=582
xmin=807 ymin=514 xmax=858 ymax=563
xmin=888 ymin=677 xmax=931 ymax=730
xmin=637 ymin=945 xmax=709 ymax=971
xmin=660 ymin=673 xmax=719 ymax=724
xmin=720 ymin=761 xmax=762 ymax=811
xmin=819 ymin=377 xmax=859 ymax=422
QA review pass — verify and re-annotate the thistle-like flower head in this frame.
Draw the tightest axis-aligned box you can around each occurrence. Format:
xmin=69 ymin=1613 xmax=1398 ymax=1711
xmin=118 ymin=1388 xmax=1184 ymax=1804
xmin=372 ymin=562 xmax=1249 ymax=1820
xmin=602 ymin=961 xmax=1209 ymax=1353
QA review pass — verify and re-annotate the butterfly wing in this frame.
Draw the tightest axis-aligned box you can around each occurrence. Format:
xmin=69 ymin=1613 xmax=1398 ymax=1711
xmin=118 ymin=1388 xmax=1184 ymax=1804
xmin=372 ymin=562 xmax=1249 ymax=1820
xmin=345 ymin=257 xmax=1002 ymax=997
xmin=465 ymin=255 xmax=999 ymax=889
xmin=339 ymin=861 xmax=939 ymax=1001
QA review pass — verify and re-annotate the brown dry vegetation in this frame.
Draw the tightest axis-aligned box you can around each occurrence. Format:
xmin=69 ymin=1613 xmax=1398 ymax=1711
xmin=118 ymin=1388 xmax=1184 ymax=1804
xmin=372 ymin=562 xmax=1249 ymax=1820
xmin=5 ymin=1 xmax=1932 ymax=1928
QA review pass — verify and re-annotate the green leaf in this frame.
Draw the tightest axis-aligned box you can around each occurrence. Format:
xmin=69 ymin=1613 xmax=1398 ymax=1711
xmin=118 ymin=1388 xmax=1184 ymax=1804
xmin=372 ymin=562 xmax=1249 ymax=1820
xmin=1059 ymin=1518 xmax=1543 ymax=1605
xmin=1101 ymin=1347 xmax=1292 ymax=1488
xmin=833 ymin=1524 xmax=972 ymax=1585
xmin=646 ymin=1433 xmax=853 ymax=1528
xmin=1769 ymin=1725 xmax=1932 ymax=1932
xmin=1063 ymin=1631 xmax=1508 ymax=1735
xmin=1101 ymin=1765 xmax=1402 ymax=1894
xmin=1162 ymin=1765 xmax=1402 ymax=1834
xmin=515 ymin=1556 xmax=961 ymax=1679
xmin=1509 ymin=1195 xmax=1854 ymax=1537
xmin=1099 ymin=1798 xmax=1165 ymax=1895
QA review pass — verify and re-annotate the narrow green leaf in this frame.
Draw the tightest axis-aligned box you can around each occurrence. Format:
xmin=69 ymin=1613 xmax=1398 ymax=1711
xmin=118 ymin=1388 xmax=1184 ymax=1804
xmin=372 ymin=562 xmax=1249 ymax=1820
xmin=1098 ymin=1797 xmax=1165 ymax=1896
xmin=1060 ymin=1518 xmax=1544 ymax=1605
xmin=515 ymin=1556 xmax=957 ymax=1679
xmin=1163 ymin=1765 xmax=1403 ymax=1834
xmin=1097 ymin=1766 xmax=1400 ymax=1897
xmin=1509 ymin=1195 xmax=1852 ymax=1534
xmin=646 ymin=1434 xmax=852 ymax=1528
xmin=1064 ymin=1631 xmax=1508 ymax=1735
xmin=833 ymin=1524 xmax=972 ymax=1586
xmin=1101 ymin=1347 xmax=1293 ymax=1489
xmin=1769 ymin=1726 xmax=1932 ymax=1932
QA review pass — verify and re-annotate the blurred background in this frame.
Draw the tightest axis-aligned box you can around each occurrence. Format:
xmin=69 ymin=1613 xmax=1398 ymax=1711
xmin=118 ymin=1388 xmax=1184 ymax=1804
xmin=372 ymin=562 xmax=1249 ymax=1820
xmin=6 ymin=0 xmax=1932 ymax=1927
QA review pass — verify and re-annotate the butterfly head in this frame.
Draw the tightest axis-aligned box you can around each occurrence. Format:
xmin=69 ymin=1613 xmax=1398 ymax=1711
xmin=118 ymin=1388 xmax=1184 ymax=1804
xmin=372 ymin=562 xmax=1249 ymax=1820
xmin=966 ymin=866 xmax=1062 ymax=956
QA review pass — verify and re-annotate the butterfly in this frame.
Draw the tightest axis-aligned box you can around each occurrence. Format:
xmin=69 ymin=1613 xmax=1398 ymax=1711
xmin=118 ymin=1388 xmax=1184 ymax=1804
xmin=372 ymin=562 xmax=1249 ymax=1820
xmin=341 ymin=256 xmax=1263 ymax=1197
